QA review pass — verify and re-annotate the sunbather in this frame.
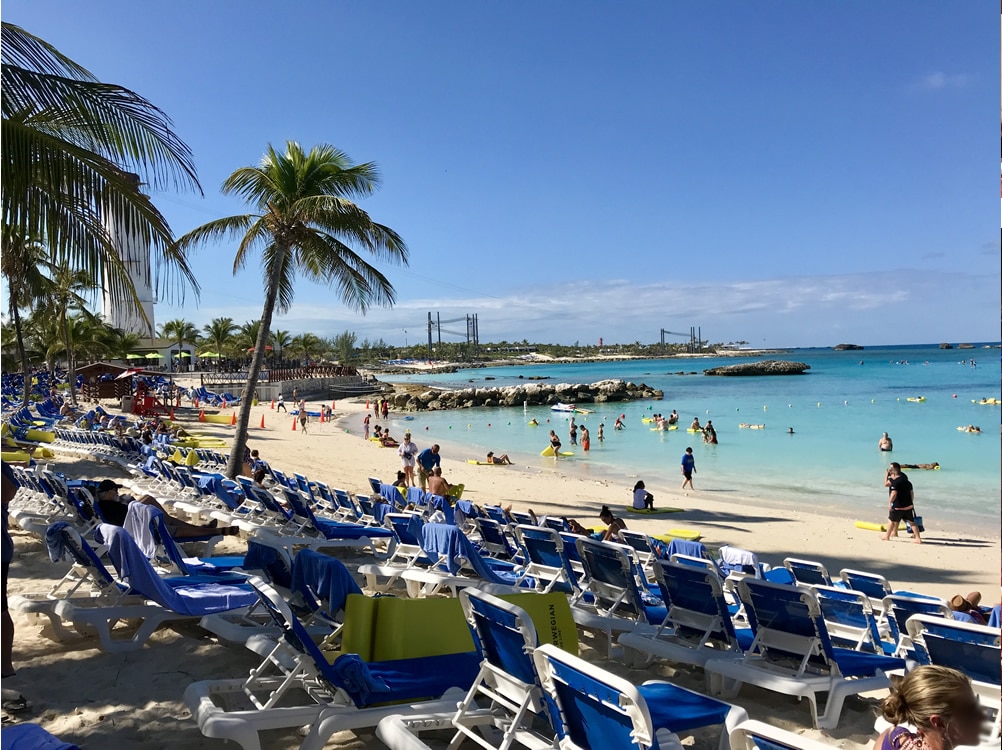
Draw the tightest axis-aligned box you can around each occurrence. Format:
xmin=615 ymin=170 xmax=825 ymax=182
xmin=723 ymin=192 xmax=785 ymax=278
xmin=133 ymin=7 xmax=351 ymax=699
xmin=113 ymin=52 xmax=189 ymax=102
xmin=598 ymin=505 xmax=627 ymax=542
xmin=486 ymin=451 xmax=512 ymax=464
xmin=94 ymin=480 xmax=237 ymax=538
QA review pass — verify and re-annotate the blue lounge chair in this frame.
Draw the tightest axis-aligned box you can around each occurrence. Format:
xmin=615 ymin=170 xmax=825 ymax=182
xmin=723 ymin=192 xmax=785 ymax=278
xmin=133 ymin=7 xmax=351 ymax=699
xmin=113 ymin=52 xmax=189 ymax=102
xmin=904 ymin=614 xmax=1000 ymax=742
xmin=376 ymin=588 xmax=580 ymax=750
xmin=705 ymin=577 xmax=905 ymax=729
xmin=880 ymin=594 xmax=952 ymax=657
xmin=45 ymin=524 xmax=257 ymax=652
xmin=620 ymin=559 xmax=753 ymax=670
xmin=186 ymin=577 xmax=480 ymax=750
xmin=473 ymin=517 xmax=519 ymax=560
xmin=812 ymin=585 xmax=894 ymax=655
xmin=570 ymin=538 xmax=665 ymax=656
xmin=533 ymin=642 xmax=748 ymax=750
xmin=513 ymin=525 xmax=578 ymax=594
xmin=782 ymin=558 xmax=838 ymax=588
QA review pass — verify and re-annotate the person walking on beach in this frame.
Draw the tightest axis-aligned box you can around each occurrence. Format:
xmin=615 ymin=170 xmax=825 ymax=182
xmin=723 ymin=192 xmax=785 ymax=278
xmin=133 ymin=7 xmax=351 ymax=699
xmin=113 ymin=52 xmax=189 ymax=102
xmin=363 ymin=414 xmax=371 ymax=440
xmin=276 ymin=394 xmax=287 ymax=412
xmin=580 ymin=424 xmax=590 ymax=451
xmin=381 ymin=399 xmax=389 ymax=420
xmin=298 ymin=409 xmax=309 ymax=434
xmin=681 ymin=447 xmax=696 ymax=491
xmin=882 ymin=462 xmax=921 ymax=543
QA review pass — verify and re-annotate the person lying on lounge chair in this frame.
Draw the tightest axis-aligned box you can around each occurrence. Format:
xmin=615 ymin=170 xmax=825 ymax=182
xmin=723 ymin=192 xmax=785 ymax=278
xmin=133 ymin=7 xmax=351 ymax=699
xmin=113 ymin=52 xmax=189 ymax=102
xmin=94 ymin=480 xmax=237 ymax=537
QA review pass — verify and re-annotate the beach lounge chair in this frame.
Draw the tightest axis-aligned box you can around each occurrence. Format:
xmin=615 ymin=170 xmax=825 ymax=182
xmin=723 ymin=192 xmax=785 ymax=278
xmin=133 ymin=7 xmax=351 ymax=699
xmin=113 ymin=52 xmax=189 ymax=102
xmin=782 ymin=558 xmax=839 ymax=588
xmin=881 ymin=594 xmax=952 ymax=657
xmin=473 ymin=517 xmax=520 ymax=560
xmin=533 ymin=642 xmax=748 ymax=750
xmin=728 ymin=719 xmax=838 ymax=750
xmin=812 ymin=585 xmax=894 ymax=655
xmin=569 ymin=537 xmax=664 ymax=656
xmin=399 ymin=523 xmax=522 ymax=598
xmin=619 ymin=558 xmax=753 ymax=671
xmin=357 ymin=513 xmax=433 ymax=593
xmin=186 ymin=577 xmax=481 ymax=750
xmin=512 ymin=525 xmax=578 ymax=594
xmin=838 ymin=568 xmax=927 ymax=610
xmin=33 ymin=523 xmax=257 ymax=652
xmin=375 ymin=588 xmax=579 ymax=750
xmin=704 ymin=577 xmax=905 ymax=729
xmin=904 ymin=614 xmax=1000 ymax=743
xmin=275 ymin=484 xmax=394 ymax=556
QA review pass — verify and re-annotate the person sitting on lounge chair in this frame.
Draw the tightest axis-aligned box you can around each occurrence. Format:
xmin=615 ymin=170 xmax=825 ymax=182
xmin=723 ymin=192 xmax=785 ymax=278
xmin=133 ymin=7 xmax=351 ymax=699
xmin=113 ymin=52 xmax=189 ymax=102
xmin=486 ymin=451 xmax=512 ymax=465
xmin=94 ymin=480 xmax=237 ymax=537
xmin=598 ymin=505 xmax=627 ymax=542
xmin=427 ymin=467 xmax=452 ymax=498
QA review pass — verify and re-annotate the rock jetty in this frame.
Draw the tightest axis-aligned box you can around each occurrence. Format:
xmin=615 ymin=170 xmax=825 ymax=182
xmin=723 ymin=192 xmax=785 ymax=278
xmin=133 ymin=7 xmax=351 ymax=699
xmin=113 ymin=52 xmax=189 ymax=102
xmin=703 ymin=360 xmax=810 ymax=376
xmin=387 ymin=380 xmax=663 ymax=411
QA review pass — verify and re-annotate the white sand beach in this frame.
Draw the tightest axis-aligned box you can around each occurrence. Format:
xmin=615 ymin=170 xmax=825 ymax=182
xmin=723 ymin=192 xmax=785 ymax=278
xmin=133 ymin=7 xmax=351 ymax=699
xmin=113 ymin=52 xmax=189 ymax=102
xmin=4 ymin=397 xmax=998 ymax=748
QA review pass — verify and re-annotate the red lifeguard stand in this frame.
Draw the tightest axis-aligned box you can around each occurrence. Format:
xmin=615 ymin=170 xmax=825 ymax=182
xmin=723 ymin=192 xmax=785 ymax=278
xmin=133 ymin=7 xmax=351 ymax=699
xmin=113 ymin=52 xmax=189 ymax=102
xmin=133 ymin=381 xmax=168 ymax=416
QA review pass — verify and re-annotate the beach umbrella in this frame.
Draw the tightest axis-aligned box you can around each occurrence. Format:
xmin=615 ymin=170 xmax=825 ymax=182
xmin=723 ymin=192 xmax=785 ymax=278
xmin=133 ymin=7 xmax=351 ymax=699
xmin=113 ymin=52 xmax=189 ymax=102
xmin=198 ymin=351 xmax=220 ymax=358
xmin=144 ymin=352 xmax=163 ymax=359
xmin=246 ymin=345 xmax=273 ymax=352
xmin=125 ymin=353 xmax=143 ymax=360
xmin=174 ymin=351 xmax=192 ymax=358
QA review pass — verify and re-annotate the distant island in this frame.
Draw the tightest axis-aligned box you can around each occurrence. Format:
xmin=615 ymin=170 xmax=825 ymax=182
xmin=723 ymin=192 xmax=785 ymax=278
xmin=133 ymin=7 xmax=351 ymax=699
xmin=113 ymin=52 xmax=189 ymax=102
xmin=703 ymin=360 xmax=810 ymax=376
xmin=833 ymin=343 xmax=863 ymax=351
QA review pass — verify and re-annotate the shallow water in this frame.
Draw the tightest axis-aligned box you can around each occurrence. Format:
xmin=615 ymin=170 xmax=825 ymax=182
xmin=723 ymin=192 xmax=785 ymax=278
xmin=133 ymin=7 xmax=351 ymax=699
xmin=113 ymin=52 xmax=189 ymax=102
xmin=366 ymin=344 xmax=1001 ymax=526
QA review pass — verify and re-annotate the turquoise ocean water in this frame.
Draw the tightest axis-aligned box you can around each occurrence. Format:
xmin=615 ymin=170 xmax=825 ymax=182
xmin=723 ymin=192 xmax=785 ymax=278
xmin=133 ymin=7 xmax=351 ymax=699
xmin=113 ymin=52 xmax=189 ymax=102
xmin=358 ymin=345 xmax=1001 ymax=528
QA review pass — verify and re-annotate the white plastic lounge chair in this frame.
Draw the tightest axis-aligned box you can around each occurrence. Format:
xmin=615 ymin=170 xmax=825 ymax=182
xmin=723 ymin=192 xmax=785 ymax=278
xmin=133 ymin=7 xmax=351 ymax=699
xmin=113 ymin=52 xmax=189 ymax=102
xmin=186 ymin=578 xmax=478 ymax=750
xmin=704 ymin=577 xmax=905 ymax=729
xmin=729 ymin=719 xmax=839 ymax=750
xmin=533 ymin=642 xmax=748 ymax=750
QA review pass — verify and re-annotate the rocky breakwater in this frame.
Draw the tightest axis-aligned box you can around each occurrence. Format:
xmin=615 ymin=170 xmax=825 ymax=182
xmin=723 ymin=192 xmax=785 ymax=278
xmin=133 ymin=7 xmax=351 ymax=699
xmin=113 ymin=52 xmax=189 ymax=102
xmin=388 ymin=379 xmax=663 ymax=412
xmin=703 ymin=359 xmax=810 ymax=376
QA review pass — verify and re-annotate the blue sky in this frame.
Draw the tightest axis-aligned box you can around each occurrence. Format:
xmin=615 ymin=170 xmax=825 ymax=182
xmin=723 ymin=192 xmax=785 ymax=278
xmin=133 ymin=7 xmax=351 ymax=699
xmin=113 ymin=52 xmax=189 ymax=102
xmin=4 ymin=1 xmax=999 ymax=348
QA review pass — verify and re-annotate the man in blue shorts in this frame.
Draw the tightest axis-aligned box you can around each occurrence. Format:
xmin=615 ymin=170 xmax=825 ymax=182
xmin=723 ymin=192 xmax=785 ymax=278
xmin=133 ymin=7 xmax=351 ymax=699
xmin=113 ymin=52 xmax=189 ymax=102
xmin=681 ymin=447 xmax=696 ymax=491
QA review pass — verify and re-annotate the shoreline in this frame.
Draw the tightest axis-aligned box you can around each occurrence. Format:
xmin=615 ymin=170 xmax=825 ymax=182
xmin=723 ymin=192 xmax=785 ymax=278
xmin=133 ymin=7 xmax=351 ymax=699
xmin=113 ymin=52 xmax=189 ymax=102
xmin=333 ymin=404 xmax=994 ymax=541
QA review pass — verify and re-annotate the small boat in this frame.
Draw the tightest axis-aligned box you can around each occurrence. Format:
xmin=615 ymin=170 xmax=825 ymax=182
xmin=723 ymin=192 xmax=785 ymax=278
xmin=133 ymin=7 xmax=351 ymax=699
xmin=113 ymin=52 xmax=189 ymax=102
xmin=550 ymin=403 xmax=576 ymax=412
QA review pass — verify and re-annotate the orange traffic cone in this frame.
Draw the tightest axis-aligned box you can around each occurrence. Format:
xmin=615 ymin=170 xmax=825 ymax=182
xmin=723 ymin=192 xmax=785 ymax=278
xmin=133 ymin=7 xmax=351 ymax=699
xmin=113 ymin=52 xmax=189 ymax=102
xmin=259 ymin=414 xmax=266 ymax=429
xmin=222 ymin=397 xmax=227 ymax=409
xmin=331 ymin=400 xmax=336 ymax=410
xmin=319 ymin=410 xmax=325 ymax=423
xmin=365 ymin=399 xmax=370 ymax=408
xmin=291 ymin=418 xmax=297 ymax=431
xmin=194 ymin=397 xmax=199 ymax=408
xmin=198 ymin=409 xmax=205 ymax=422
xmin=270 ymin=399 xmax=275 ymax=410
xmin=170 ymin=408 xmax=175 ymax=420
xmin=230 ymin=412 xmax=236 ymax=426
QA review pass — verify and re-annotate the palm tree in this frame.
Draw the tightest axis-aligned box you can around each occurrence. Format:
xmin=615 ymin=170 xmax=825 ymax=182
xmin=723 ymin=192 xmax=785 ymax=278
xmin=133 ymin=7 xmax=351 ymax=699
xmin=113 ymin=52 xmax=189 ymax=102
xmin=202 ymin=317 xmax=237 ymax=358
xmin=1 ymin=23 xmax=202 ymax=318
xmin=1 ymin=230 xmax=54 ymax=405
xmin=102 ymin=325 xmax=143 ymax=362
xmin=39 ymin=264 xmax=97 ymax=404
xmin=270 ymin=329 xmax=291 ymax=363
xmin=235 ymin=320 xmax=262 ymax=355
xmin=174 ymin=141 xmax=407 ymax=477
xmin=159 ymin=318 xmax=198 ymax=365
xmin=290 ymin=332 xmax=324 ymax=363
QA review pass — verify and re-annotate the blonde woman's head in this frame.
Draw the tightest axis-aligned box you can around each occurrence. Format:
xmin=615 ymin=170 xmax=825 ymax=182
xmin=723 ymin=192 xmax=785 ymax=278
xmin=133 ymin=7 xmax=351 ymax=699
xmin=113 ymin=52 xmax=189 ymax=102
xmin=881 ymin=666 xmax=982 ymax=743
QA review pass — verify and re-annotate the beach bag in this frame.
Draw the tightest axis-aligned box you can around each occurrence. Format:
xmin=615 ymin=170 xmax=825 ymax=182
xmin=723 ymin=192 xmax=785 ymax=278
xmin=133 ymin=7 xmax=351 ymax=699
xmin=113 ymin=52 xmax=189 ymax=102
xmin=906 ymin=515 xmax=925 ymax=533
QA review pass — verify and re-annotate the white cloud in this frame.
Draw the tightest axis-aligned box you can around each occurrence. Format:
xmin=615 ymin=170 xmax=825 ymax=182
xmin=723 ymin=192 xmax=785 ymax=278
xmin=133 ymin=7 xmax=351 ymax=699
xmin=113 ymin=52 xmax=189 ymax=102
xmin=911 ymin=72 xmax=970 ymax=91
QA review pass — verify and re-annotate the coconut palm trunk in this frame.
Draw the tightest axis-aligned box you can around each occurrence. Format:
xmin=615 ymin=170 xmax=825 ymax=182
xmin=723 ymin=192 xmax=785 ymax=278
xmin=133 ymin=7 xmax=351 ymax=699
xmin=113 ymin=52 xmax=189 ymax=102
xmin=10 ymin=304 xmax=31 ymax=407
xmin=226 ymin=250 xmax=286 ymax=477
